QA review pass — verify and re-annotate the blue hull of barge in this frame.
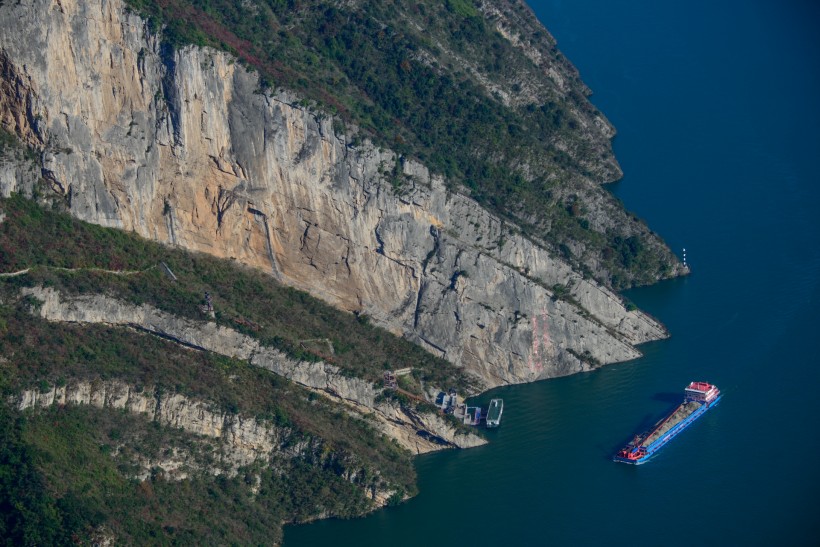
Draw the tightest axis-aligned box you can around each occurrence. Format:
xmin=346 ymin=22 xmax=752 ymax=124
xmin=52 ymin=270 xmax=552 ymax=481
xmin=613 ymin=394 xmax=722 ymax=465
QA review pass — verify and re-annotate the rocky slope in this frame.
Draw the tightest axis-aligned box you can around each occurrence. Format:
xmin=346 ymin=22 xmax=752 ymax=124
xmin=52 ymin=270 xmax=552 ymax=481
xmin=0 ymin=0 xmax=670 ymax=388
xmin=14 ymin=379 xmax=413 ymax=507
xmin=1 ymin=248 xmax=462 ymax=542
xmin=22 ymin=285 xmax=485 ymax=453
xmin=16 ymin=379 xmax=319 ymax=479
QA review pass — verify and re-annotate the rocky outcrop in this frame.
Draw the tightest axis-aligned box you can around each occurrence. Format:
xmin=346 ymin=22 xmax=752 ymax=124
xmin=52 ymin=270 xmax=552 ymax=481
xmin=14 ymin=379 xmax=400 ymax=505
xmin=23 ymin=286 xmax=486 ymax=453
xmin=0 ymin=0 xmax=667 ymax=389
xmin=15 ymin=379 xmax=286 ymax=478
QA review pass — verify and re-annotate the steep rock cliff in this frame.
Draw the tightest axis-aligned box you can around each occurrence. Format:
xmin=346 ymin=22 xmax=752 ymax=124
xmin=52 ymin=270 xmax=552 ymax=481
xmin=0 ymin=0 xmax=667 ymax=388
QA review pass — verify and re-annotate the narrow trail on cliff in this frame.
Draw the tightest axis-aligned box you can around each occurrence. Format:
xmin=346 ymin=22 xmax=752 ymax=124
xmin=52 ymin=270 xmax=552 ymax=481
xmin=0 ymin=268 xmax=30 ymax=277
xmin=0 ymin=265 xmax=155 ymax=277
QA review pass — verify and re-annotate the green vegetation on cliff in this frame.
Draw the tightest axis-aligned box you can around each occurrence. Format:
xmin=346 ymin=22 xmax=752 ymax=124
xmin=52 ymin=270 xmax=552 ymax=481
xmin=0 ymin=403 xmax=381 ymax=544
xmin=0 ymin=301 xmax=414 ymax=541
xmin=0 ymin=195 xmax=475 ymax=543
xmin=123 ymin=0 xmax=682 ymax=288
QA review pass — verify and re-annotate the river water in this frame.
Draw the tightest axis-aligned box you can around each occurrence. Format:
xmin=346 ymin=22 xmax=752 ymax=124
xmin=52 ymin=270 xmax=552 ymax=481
xmin=285 ymin=0 xmax=820 ymax=544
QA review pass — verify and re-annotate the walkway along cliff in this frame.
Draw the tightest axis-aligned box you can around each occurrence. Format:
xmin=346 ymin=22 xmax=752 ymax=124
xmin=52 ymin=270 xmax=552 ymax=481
xmin=19 ymin=285 xmax=486 ymax=454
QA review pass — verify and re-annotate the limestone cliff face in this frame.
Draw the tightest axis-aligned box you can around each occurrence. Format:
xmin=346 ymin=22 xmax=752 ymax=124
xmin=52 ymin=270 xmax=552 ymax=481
xmin=0 ymin=0 xmax=667 ymax=388
xmin=14 ymin=379 xmax=400 ymax=505
xmin=23 ymin=286 xmax=487 ymax=454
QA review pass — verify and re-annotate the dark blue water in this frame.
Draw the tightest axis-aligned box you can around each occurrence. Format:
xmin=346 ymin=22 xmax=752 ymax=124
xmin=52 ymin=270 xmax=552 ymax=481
xmin=285 ymin=0 xmax=820 ymax=544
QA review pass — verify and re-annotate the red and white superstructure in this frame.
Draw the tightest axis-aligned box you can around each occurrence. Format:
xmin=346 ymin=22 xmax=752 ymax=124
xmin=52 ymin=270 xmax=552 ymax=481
xmin=684 ymin=381 xmax=720 ymax=403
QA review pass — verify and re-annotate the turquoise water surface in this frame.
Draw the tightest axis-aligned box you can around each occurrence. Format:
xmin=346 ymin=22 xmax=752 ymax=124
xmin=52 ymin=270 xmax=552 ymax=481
xmin=285 ymin=0 xmax=820 ymax=544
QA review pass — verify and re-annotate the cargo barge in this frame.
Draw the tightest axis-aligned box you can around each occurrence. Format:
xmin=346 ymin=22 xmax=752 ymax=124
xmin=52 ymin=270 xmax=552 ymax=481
xmin=613 ymin=382 xmax=721 ymax=465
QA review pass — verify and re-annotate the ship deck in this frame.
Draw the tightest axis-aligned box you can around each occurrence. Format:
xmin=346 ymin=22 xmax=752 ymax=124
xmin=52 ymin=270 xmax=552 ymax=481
xmin=642 ymin=401 xmax=701 ymax=447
